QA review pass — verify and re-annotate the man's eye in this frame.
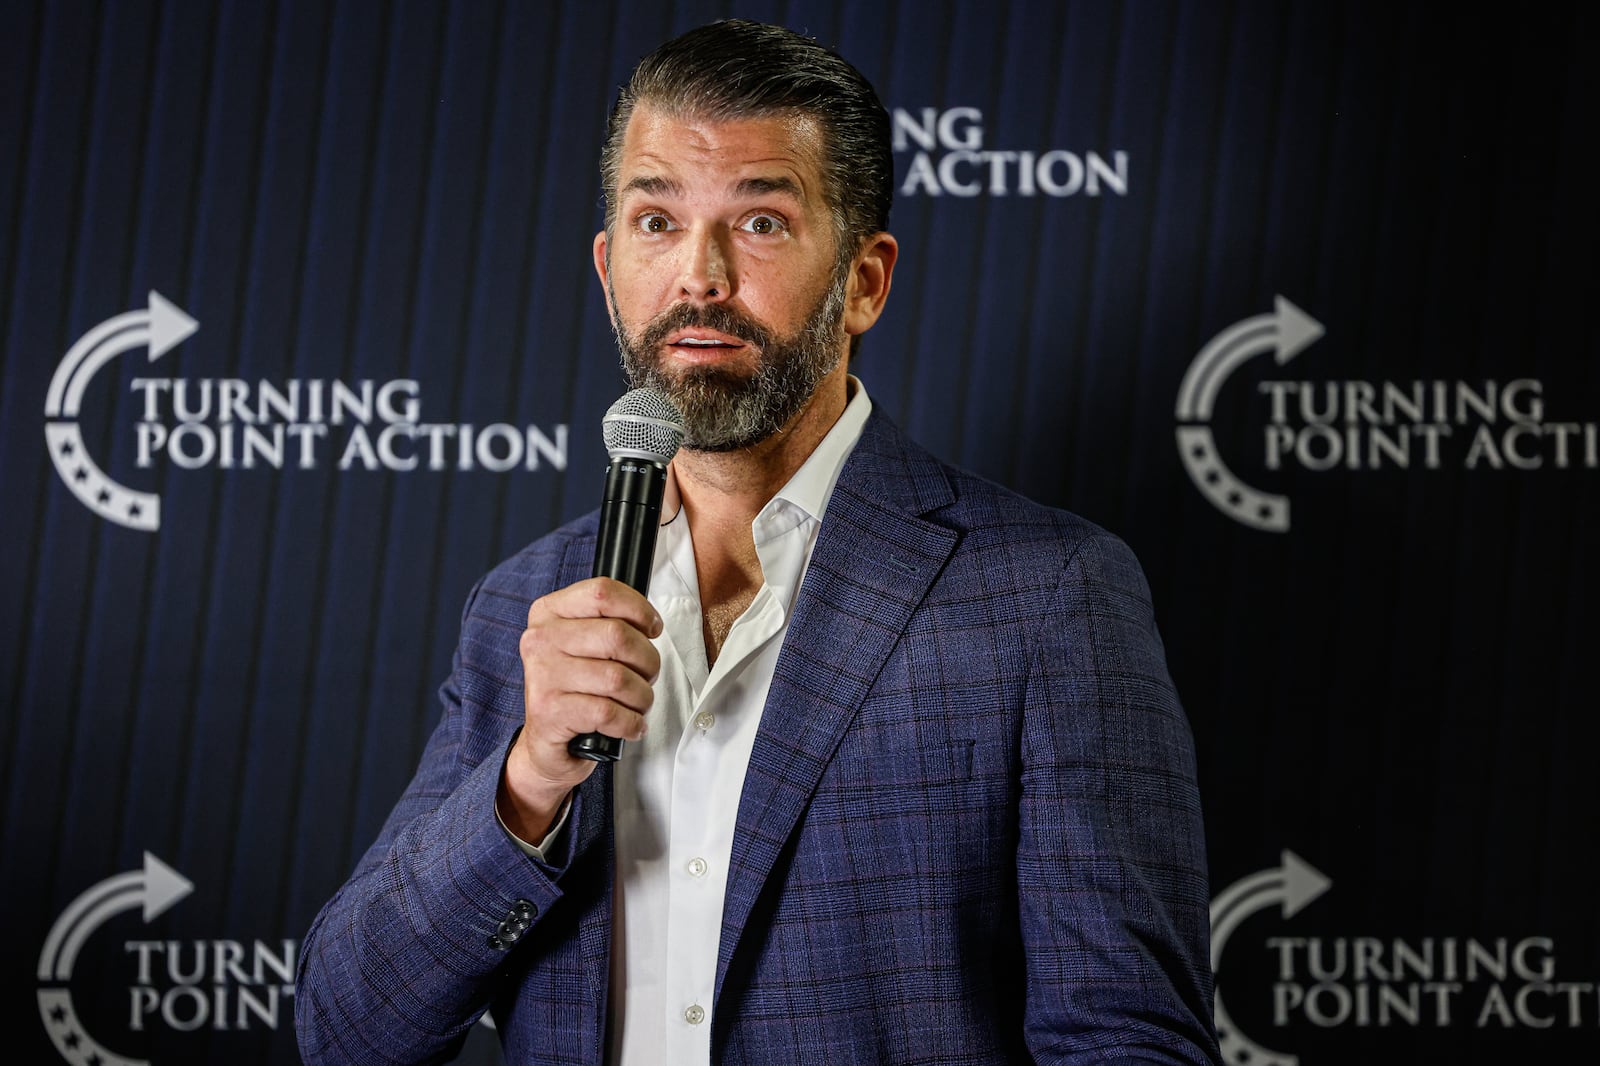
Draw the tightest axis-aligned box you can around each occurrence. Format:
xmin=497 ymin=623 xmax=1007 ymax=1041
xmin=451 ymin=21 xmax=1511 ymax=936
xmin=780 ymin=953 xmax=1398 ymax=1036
xmin=741 ymin=214 xmax=783 ymax=235
xmin=638 ymin=214 xmax=673 ymax=234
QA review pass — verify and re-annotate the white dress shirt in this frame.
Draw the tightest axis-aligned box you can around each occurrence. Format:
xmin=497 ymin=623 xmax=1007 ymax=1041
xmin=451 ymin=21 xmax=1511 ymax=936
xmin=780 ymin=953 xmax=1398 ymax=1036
xmin=610 ymin=379 xmax=870 ymax=1065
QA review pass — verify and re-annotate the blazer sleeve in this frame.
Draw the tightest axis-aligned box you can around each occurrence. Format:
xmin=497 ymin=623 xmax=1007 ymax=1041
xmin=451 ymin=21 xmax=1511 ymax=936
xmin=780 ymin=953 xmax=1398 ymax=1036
xmin=293 ymin=577 xmax=580 ymax=1065
xmin=1017 ymin=531 xmax=1221 ymax=1064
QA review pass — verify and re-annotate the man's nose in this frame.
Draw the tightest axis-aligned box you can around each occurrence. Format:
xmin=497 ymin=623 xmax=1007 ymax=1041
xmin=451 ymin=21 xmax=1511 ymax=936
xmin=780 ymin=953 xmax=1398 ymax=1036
xmin=679 ymin=228 xmax=732 ymax=303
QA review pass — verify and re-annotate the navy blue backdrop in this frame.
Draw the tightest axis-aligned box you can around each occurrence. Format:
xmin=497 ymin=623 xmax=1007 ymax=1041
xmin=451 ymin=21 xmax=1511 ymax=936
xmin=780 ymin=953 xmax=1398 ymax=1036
xmin=3 ymin=2 xmax=1596 ymax=1063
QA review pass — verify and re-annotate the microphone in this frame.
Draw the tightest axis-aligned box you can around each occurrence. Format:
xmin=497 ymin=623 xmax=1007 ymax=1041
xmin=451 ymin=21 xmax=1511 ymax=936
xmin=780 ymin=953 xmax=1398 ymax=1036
xmin=567 ymin=387 xmax=686 ymax=762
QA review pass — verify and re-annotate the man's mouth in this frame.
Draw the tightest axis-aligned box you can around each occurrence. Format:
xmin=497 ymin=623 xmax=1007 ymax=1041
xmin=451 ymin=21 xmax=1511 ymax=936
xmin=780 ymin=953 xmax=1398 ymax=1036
xmin=662 ymin=330 xmax=756 ymax=366
xmin=668 ymin=330 xmax=747 ymax=350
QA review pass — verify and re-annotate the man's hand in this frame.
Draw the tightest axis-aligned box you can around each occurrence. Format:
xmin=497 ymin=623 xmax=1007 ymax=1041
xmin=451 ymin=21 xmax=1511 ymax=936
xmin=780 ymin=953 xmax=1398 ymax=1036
xmin=497 ymin=577 xmax=663 ymax=843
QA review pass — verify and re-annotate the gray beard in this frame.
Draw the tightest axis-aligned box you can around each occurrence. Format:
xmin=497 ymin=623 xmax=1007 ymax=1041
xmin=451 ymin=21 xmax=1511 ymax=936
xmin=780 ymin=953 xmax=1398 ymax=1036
xmin=610 ymin=270 xmax=848 ymax=452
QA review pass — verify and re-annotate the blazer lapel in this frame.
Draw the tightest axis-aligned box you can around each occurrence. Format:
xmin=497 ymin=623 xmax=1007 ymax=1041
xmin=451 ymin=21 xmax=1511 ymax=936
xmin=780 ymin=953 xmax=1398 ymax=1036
xmin=714 ymin=410 xmax=959 ymax=1002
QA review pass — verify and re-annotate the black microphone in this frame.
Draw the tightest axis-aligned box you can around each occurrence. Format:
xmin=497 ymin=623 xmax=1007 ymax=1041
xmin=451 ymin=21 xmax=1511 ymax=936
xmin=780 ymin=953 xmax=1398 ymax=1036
xmin=567 ymin=387 xmax=686 ymax=762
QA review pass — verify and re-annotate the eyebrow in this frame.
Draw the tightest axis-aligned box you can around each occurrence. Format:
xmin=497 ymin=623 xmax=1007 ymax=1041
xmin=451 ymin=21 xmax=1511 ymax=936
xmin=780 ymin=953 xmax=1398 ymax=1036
xmin=620 ymin=175 xmax=683 ymax=200
xmin=732 ymin=175 xmax=803 ymax=200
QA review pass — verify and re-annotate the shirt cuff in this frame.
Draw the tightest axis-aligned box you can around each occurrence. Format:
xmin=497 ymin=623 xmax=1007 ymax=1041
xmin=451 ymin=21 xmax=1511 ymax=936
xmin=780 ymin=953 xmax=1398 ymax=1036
xmin=495 ymin=789 xmax=573 ymax=861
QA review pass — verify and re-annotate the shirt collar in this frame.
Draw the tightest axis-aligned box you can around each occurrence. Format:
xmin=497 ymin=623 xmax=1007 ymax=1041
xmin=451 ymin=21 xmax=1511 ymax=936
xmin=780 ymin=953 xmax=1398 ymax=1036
xmin=770 ymin=374 xmax=871 ymax=525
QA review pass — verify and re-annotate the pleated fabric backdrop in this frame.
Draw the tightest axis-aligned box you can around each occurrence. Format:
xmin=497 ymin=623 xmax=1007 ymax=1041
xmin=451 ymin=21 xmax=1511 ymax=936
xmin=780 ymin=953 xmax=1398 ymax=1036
xmin=2 ymin=2 xmax=1595 ymax=1063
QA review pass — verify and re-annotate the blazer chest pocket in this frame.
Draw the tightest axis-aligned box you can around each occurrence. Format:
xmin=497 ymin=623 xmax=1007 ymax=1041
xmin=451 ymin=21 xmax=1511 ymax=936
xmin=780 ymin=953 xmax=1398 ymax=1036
xmin=827 ymin=738 xmax=974 ymax=790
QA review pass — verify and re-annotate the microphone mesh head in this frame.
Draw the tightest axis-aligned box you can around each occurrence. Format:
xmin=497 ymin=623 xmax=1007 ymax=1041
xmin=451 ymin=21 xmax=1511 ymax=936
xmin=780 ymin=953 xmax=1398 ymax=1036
xmin=602 ymin=387 xmax=686 ymax=462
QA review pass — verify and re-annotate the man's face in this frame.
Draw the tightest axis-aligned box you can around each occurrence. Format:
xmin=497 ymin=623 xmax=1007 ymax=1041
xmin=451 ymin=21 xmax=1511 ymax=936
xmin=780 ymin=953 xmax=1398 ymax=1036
xmin=595 ymin=104 xmax=851 ymax=452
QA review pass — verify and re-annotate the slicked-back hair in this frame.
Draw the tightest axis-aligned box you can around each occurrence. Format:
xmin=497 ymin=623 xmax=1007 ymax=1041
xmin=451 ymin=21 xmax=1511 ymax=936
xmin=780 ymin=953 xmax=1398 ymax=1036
xmin=600 ymin=19 xmax=893 ymax=267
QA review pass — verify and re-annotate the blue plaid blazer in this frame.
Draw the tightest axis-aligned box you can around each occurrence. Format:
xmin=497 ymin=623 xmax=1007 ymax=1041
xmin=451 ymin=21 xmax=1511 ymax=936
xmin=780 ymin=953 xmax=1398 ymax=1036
xmin=296 ymin=409 xmax=1219 ymax=1064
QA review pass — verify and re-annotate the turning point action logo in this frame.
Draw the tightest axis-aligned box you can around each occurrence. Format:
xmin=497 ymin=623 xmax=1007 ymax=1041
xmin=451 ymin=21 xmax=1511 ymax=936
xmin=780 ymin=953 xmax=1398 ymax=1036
xmin=1212 ymin=850 xmax=1333 ymax=1064
xmin=44 ymin=292 xmax=199 ymax=531
xmin=1212 ymin=850 xmax=1600 ymax=1064
xmin=1175 ymin=297 xmax=1323 ymax=533
xmin=1176 ymin=296 xmax=1600 ymax=532
xmin=38 ymin=853 xmax=297 ymax=1065
xmin=46 ymin=291 xmax=569 ymax=532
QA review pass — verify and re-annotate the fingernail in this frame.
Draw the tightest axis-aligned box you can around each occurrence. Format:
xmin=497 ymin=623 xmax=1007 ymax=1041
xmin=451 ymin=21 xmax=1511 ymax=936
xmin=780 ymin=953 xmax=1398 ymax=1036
xmin=651 ymin=614 xmax=664 ymax=637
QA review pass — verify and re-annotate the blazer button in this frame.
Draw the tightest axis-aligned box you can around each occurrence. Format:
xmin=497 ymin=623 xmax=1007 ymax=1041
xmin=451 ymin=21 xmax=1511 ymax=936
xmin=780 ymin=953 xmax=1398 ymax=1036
xmin=486 ymin=933 xmax=506 ymax=951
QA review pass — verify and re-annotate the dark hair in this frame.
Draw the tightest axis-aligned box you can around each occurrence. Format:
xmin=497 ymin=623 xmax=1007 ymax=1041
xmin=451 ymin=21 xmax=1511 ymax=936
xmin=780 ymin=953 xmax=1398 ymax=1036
xmin=600 ymin=19 xmax=892 ymax=263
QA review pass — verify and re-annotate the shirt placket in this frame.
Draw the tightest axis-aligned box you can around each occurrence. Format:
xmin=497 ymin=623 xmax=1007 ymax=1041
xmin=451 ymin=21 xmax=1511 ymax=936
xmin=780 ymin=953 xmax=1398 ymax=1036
xmin=661 ymin=589 xmax=784 ymax=1062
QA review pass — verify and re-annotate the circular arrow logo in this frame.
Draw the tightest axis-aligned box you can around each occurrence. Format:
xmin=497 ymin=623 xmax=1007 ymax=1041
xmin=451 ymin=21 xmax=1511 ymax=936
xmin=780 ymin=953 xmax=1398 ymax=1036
xmin=1210 ymin=849 xmax=1332 ymax=1065
xmin=1175 ymin=296 xmax=1324 ymax=532
xmin=36 ymin=852 xmax=194 ymax=1066
xmin=44 ymin=291 xmax=199 ymax=532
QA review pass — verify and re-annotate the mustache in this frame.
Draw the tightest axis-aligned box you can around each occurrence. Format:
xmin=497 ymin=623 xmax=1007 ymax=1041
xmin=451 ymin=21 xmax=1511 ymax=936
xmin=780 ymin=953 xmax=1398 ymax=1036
xmin=636 ymin=302 xmax=774 ymax=354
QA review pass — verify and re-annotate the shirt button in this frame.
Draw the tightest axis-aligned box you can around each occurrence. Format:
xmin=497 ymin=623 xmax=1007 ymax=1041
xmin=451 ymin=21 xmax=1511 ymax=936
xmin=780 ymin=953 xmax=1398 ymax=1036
xmin=686 ymin=857 xmax=708 ymax=878
xmin=694 ymin=711 xmax=716 ymax=731
xmin=684 ymin=1004 xmax=705 ymax=1025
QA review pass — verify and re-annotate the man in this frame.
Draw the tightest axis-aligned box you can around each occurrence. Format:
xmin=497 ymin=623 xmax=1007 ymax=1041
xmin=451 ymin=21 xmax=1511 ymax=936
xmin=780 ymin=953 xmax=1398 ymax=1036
xmin=296 ymin=19 xmax=1219 ymax=1065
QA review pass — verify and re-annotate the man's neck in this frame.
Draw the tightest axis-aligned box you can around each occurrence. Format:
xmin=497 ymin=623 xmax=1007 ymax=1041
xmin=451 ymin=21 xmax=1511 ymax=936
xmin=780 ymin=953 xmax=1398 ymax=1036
xmin=671 ymin=363 xmax=850 ymax=541
xmin=671 ymin=365 xmax=850 ymax=662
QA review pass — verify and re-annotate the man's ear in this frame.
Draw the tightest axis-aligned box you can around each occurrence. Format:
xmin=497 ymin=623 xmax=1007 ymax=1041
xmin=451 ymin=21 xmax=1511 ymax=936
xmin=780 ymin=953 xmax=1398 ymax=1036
xmin=842 ymin=232 xmax=899 ymax=338
xmin=593 ymin=230 xmax=616 ymax=324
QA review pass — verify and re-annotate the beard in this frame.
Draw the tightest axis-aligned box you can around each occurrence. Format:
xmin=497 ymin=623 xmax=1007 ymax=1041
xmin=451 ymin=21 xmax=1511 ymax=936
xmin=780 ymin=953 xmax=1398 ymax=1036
xmin=610 ymin=268 xmax=848 ymax=452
